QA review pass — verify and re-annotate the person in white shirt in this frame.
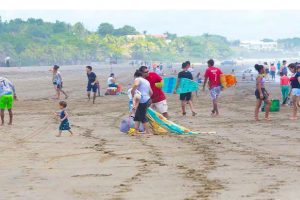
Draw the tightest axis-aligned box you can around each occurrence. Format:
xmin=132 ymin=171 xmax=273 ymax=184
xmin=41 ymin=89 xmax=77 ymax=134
xmin=51 ymin=65 xmax=68 ymax=99
xmin=107 ymin=73 xmax=118 ymax=88
xmin=0 ymin=77 xmax=17 ymax=125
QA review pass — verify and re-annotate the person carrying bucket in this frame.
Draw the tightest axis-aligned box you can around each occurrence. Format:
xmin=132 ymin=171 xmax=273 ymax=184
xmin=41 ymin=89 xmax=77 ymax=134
xmin=254 ymin=64 xmax=271 ymax=121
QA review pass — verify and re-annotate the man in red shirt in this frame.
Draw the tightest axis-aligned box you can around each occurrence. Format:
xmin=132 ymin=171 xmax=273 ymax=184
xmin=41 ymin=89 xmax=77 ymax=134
xmin=139 ymin=66 xmax=169 ymax=118
xmin=202 ymin=59 xmax=223 ymax=116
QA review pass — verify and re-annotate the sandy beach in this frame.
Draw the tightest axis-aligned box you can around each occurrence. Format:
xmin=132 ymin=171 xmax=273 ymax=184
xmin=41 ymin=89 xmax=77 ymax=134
xmin=0 ymin=64 xmax=299 ymax=200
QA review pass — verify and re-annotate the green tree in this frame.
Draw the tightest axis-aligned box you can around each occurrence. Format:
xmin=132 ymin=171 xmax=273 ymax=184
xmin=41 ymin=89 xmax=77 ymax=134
xmin=164 ymin=32 xmax=177 ymax=40
xmin=72 ymin=22 xmax=88 ymax=37
xmin=53 ymin=21 xmax=68 ymax=33
xmin=114 ymin=25 xmax=138 ymax=36
xmin=97 ymin=23 xmax=114 ymax=36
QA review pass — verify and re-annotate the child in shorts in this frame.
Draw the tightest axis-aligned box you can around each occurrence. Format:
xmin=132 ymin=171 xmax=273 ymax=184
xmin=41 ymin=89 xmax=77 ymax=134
xmin=51 ymin=65 xmax=68 ymax=100
xmin=54 ymin=101 xmax=73 ymax=137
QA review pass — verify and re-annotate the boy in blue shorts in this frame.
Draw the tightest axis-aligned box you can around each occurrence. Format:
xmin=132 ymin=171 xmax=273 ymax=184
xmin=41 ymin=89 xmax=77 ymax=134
xmin=86 ymin=66 xmax=98 ymax=104
xmin=0 ymin=77 xmax=17 ymax=125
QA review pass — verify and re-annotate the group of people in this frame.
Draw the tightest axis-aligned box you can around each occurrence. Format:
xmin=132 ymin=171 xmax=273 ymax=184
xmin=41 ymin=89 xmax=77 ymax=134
xmin=1 ymin=58 xmax=299 ymax=136
xmin=262 ymin=60 xmax=288 ymax=81
xmin=254 ymin=61 xmax=300 ymax=121
xmin=128 ymin=59 xmax=223 ymax=135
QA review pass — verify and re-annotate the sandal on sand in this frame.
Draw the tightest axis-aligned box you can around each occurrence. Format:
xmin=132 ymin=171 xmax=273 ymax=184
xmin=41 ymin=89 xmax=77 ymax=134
xmin=182 ymin=112 xmax=186 ymax=116
xmin=192 ymin=112 xmax=197 ymax=116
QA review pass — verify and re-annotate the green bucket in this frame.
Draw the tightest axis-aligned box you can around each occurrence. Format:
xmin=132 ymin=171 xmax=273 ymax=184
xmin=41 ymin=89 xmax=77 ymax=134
xmin=261 ymin=99 xmax=280 ymax=112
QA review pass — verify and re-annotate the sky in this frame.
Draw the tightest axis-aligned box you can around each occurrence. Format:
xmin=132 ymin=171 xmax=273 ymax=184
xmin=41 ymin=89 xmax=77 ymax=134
xmin=1 ymin=9 xmax=300 ymax=40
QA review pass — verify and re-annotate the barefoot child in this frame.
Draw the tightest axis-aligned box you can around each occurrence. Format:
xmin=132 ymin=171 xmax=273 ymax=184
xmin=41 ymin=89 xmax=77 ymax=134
xmin=51 ymin=65 xmax=68 ymax=100
xmin=254 ymin=64 xmax=271 ymax=121
xmin=54 ymin=101 xmax=73 ymax=137
xmin=0 ymin=77 xmax=17 ymax=125
xmin=288 ymin=63 xmax=300 ymax=120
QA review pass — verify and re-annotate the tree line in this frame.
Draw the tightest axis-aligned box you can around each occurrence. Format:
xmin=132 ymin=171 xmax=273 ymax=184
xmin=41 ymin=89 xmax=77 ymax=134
xmin=0 ymin=17 xmax=299 ymax=66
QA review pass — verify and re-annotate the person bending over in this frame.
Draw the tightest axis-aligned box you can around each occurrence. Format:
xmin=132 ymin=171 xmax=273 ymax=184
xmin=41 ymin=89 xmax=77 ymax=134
xmin=0 ymin=77 xmax=17 ymax=125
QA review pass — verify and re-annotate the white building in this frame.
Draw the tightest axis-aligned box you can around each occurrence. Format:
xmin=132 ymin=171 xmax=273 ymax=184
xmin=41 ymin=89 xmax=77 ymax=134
xmin=126 ymin=35 xmax=146 ymax=40
xmin=240 ymin=40 xmax=278 ymax=51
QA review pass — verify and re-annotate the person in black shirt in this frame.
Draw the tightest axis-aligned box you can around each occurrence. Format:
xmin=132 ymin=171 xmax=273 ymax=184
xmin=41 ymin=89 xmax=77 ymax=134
xmin=174 ymin=62 xmax=196 ymax=116
xmin=288 ymin=63 xmax=300 ymax=120
xmin=86 ymin=66 xmax=98 ymax=104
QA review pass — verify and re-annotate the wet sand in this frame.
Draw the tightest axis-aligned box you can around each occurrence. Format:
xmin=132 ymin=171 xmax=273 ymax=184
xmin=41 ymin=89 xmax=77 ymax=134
xmin=0 ymin=64 xmax=299 ymax=200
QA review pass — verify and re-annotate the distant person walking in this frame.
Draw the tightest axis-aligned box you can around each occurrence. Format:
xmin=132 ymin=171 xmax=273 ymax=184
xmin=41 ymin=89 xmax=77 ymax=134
xmin=280 ymin=60 xmax=288 ymax=76
xmin=0 ymin=77 xmax=17 ymax=125
xmin=264 ymin=62 xmax=270 ymax=81
xmin=280 ymin=72 xmax=290 ymax=105
xmin=86 ymin=66 xmax=98 ymax=104
xmin=270 ymin=63 xmax=276 ymax=81
xmin=277 ymin=61 xmax=281 ymax=72
xmin=202 ymin=59 xmax=223 ymax=117
xmin=5 ymin=57 xmax=10 ymax=67
xmin=174 ymin=62 xmax=196 ymax=116
xmin=196 ymin=72 xmax=203 ymax=97
xmin=186 ymin=61 xmax=195 ymax=78
xmin=51 ymin=65 xmax=68 ymax=100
